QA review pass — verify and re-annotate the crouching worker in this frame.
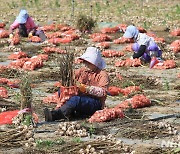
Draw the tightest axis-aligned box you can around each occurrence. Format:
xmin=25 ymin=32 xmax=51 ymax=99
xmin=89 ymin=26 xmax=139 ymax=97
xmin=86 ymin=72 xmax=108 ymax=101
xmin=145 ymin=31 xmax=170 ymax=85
xmin=9 ymin=9 xmax=46 ymax=42
xmin=44 ymin=47 xmax=109 ymax=121
xmin=123 ymin=25 xmax=163 ymax=68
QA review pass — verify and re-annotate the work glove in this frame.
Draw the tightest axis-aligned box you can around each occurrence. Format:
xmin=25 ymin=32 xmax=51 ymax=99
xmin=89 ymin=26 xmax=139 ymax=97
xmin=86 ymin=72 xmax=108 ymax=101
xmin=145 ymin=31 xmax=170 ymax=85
xmin=77 ymin=83 xmax=87 ymax=93
xmin=79 ymin=84 xmax=87 ymax=93
xmin=9 ymin=34 xmax=13 ymax=39
xmin=130 ymin=56 xmax=133 ymax=60
xmin=28 ymin=32 xmax=33 ymax=38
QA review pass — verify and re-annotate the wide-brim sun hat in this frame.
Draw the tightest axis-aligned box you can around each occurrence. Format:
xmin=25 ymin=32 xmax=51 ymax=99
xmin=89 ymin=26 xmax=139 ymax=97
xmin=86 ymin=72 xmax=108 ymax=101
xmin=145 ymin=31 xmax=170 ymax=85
xmin=16 ymin=9 xmax=29 ymax=24
xmin=123 ymin=25 xmax=139 ymax=39
xmin=79 ymin=47 xmax=106 ymax=70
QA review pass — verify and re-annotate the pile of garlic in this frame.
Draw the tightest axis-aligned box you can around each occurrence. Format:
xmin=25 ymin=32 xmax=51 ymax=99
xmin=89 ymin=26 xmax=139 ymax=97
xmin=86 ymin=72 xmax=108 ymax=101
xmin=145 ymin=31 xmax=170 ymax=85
xmin=78 ymin=134 xmax=132 ymax=154
xmin=3 ymin=45 xmax=21 ymax=52
xmin=162 ymin=52 xmax=176 ymax=60
xmin=55 ymin=122 xmax=88 ymax=137
xmin=0 ymin=39 xmax=8 ymax=44
xmin=24 ymin=126 xmax=36 ymax=148
xmin=96 ymin=134 xmax=131 ymax=153
xmin=78 ymin=144 xmax=104 ymax=154
xmin=0 ymin=107 xmax=6 ymax=112
xmin=149 ymin=121 xmax=178 ymax=135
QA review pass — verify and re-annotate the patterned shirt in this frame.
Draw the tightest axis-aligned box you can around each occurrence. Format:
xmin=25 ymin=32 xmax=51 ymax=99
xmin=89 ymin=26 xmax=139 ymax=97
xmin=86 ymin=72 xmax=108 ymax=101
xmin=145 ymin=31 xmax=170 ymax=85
xmin=75 ymin=67 xmax=109 ymax=108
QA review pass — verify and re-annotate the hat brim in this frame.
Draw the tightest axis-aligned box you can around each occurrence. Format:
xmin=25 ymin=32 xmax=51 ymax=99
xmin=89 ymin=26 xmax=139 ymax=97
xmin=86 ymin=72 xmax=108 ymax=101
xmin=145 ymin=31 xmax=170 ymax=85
xmin=79 ymin=57 xmax=106 ymax=70
xmin=123 ymin=31 xmax=133 ymax=38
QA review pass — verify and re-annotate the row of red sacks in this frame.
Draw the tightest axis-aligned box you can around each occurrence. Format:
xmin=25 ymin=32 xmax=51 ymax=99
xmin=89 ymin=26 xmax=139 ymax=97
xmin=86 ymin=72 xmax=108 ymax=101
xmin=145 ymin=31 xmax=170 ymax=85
xmin=0 ymin=110 xmax=39 ymax=125
xmin=108 ymin=86 xmax=141 ymax=96
xmin=8 ymin=54 xmax=48 ymax=70
xmin=153 ymin=60 xmax=176 ymax=69
xmin=115 ymin=58 xmax=142 ymax=67
xmin=170 ymin=40 xmax=180 ymax=53
xmin=0 ymin=78 xmax=20 ymax=88
xmin=100 ymin=23 xmax=179 ymax=37
xmin=102 ymin=50 xmax=124 ymax=57
xmin=88 ymin=94 xmax=151 ymax=123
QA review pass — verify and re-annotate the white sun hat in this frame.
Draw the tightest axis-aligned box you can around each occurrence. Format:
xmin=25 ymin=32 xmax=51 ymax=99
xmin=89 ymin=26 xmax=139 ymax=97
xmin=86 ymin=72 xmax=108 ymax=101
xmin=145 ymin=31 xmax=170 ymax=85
xmin=123 ymin=25 xmax=139 ymax=39
xmin=80 ymin=47 xmax=106 ymax=70
xmin=16 ymin=9 xmax=29 ymax=24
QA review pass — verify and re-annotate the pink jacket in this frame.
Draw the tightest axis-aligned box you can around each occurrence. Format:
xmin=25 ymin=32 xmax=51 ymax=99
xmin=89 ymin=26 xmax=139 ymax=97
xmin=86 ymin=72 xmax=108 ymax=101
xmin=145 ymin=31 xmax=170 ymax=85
xmin=10 ymin=17 xmax=38 ymax=34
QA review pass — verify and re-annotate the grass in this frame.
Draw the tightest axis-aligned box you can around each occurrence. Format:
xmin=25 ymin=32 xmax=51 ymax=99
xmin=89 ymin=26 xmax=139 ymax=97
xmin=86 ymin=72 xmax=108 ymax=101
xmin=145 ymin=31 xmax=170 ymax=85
xmin=72 ymin=137 xmax=82 ymax=143
xmin=36 ymin=138 xmax=65 ymax=148
xmin=1 ymin=0 xmax=179 ymax=31
xmin=89 ymin=124 xmax=95 ymax=138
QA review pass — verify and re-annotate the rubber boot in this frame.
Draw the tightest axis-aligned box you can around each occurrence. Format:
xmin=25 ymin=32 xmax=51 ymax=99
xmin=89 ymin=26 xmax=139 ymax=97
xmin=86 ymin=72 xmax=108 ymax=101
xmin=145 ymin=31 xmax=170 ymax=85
xmin=149 ymin=57 xmax=159 ymax=68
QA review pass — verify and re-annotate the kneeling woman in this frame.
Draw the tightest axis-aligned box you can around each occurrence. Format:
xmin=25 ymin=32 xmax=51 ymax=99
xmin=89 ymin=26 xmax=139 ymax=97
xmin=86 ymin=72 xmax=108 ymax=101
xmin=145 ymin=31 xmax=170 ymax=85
xmin=44 ymin=47 xmax=109 ymax=121
xmin=123 ymin=25 xmax=163 ymax=68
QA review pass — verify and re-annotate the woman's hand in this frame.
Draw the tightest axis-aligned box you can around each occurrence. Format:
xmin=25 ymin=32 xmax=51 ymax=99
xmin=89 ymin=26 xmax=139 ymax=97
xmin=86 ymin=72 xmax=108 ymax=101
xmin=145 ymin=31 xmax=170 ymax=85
xmin=76 ymin=81 xmax=87 ymax=93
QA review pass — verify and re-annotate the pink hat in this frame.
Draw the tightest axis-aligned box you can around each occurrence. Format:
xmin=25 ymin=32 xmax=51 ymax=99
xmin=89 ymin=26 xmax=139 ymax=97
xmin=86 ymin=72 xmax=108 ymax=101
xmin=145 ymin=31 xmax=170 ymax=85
xmin=80 ymin=47 xmax=106 ymax=70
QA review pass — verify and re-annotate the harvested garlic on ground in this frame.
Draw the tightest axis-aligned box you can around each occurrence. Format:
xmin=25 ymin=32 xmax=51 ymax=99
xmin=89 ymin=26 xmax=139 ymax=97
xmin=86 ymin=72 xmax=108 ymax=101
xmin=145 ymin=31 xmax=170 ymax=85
xmin=89 ymin=147 xmax=95 ymax=153
xmin=86 ymin=144 xmax=92 ymax=149
xmin=28 ymin=137 xmax=34 ymax=142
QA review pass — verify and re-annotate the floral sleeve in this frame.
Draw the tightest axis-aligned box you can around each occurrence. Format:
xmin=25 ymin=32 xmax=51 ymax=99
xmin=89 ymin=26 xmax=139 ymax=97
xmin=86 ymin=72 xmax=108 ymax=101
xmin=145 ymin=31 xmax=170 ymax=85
xmin=86 ymin=86 xmax=106 ymax=97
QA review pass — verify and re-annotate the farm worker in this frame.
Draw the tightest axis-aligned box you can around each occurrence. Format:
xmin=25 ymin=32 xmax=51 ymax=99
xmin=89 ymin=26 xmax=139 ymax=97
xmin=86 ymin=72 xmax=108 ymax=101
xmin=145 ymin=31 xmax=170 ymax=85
xmin=123 ymin=25 xmax=163 ymax=68
xmin=44 ymin=47 xmax=109 ymax=121
xmin=9 ymin=9 xmax=46 ymax=41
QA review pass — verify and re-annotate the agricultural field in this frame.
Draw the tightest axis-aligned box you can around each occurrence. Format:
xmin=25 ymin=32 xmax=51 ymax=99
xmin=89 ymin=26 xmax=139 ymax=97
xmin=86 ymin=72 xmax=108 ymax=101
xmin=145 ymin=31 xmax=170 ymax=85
xmin=0 ymin=0 xmax=180 ymax=154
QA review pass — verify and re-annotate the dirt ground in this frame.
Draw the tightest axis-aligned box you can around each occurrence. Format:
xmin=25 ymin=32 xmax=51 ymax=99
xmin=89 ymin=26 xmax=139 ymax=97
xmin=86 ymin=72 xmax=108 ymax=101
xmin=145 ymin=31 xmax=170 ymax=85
xmin=0 ymin=0 xmax=180 ymax=154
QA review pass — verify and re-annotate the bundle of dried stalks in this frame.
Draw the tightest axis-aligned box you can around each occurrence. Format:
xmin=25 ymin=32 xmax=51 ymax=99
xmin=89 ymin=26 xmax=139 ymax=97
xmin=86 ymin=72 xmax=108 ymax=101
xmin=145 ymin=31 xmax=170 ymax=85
xmin=59 ymin=136 xmax=132 ymax=153
xmin=57 ymin=49 xmax=75 ymax=87
xmin=0 ymin=125 xmax=33 ymax=147
xmin=20 ymin=72 xmax=32 ymax=110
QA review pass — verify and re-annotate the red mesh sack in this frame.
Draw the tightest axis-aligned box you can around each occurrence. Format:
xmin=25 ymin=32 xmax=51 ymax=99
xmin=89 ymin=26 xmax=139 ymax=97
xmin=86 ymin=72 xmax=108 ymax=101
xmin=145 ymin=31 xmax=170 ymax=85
xmin=154 ymin=37 xmax=165 ymax=43
xmin=0 ymin=110 xmax=38 ymax=125
xmin=0 ymin=110 xmax=19 ymax=125
xmin=0 ymin=78 xmax=9 ymax=84
xmin=102 ymin=50 xmax=124 ymax=57
xmin=36 ymin=54 xmax=49 ymax=61
xmin=117 ymin=24 xmax=127 ymax=32
xmin=0 ymin=30 xmax=9 ymax=38
xmin=108 ymin=86 xmax=122 ymax=96
xmin=137 ymin=27 xmax=147 ymax=33
xmin=101 ymin=27 xmax=119 ymax=34
xmin=115 ymin=58 xmax=141 ymax=67
xmin=45 ymin=31 xmax=62 ymax=39
xmin=88 ymin=108 xmax=124 ymax=123
xmin=40 ymin=24 xmax=56 ymax=31
xmin=11 ymin=34 xmax=20 ymax=45
xmin=97 ymin=42 xmax=110 ymax=49
xmin=54 ymin=81 xmax=61 ymax=87
xmin=113 ymin=37 xmax=134 ymax=44
xmin=9 ymin=58 xmax=29 ymax=69
xmin=0 ymin=23 xmax=5 ymax=28
xmin=56 ymin=86 xmax=78 ymax=109
xmin=123 ymin=44 xmax=133 ymax=52
xmin=115 ymin=94 xmax=151 ymax=109
xmin=22 ymin=58 xmax=43 ymax=71
xmin=153 ymin=60 xmax=176 ymax=69
xmin=43 ymin=92 xmax=59 ymax=104
xmin=170 ymin=29 xmax=180 ymax=36
xmin=120 ymin=86 xmax=141 ymax=96
xmin=43 ymin=47 xmax=66 ymax=54
xmin=29 ymin=36 xmax=41 ymax=43
xmin=7 ymin=79 xmax=20 ymax=88
xmin=92 ymin=35 xmax=111 ymax=42
xmin=170 ymin=40 xmax=180 ymax=53
xmin=8 ymin=51 xmax=27 ymax=60
xmin=0 ymin=87 xmax=8 ymax=98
